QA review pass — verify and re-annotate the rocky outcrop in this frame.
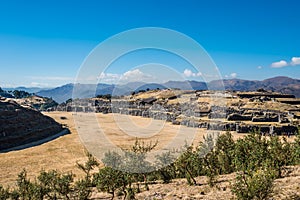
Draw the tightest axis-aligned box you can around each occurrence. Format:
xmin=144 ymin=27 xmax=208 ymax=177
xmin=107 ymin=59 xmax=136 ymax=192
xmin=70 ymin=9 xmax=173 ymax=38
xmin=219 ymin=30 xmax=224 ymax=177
xmin=0 ymin=98 xmax=64 ymax=151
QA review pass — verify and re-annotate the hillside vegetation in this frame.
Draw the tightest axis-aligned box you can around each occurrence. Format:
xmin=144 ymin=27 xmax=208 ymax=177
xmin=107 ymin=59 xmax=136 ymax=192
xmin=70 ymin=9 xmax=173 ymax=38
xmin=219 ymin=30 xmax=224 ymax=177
xmin=1 ymin=131 xmax=300 ymax=200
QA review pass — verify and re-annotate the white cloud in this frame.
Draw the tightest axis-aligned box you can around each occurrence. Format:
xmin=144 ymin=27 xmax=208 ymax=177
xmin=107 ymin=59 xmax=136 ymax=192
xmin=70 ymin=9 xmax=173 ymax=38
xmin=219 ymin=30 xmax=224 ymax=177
xmin=257 ymin=66 xmax=262 ymax=69
xmin=291 ymin=57 xmax=300 ymax=66
xmin=271 ymin=60 xmax=288 ymax=68
xmin=78 ymin=69 xmax=154 ymax=84
xmin=98 ymin=72 xmax=121 ymax=83
xmin=230 ymin=73 xmax=237 ymax=78
xmin=183 ymin=69 xmax=202 ymax=77
xmin=183 ymin=69 xmax=193 ymax=77
xmin=270 ymin=57 xmax=300 ymax=68
xmin=120 ymin=69 xmax=153 ymax=83
xmin=224 ymin=72 xmax=237 ymax=79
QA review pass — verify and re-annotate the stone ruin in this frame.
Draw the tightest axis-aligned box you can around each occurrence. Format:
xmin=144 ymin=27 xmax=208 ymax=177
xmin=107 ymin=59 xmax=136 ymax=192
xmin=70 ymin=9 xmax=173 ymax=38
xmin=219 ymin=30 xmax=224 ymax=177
xmin=53 ymin=90 xmax=300 ymax=136
xmin=0 ymin=98 xmax=64 ymax=151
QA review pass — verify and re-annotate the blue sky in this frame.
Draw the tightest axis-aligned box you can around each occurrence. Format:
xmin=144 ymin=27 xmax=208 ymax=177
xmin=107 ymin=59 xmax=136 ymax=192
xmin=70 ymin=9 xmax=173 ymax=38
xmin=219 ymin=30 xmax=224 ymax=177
xmin=0 ymin=0 xmax=300 ymax=87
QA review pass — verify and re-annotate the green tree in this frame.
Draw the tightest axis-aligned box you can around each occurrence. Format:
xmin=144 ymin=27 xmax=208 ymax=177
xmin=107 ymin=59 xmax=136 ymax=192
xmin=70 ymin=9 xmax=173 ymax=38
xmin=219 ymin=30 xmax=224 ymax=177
xmin=102 ymin=151 xmax=123 ymax=169
xmin=233 ymin=133 xmax=269 ymax=173
xmin=267 ymin=136 xmax=293 ymax=178
xmin=65 ymin=98 xmax=73 ymax=104
xmin=175 ymin=144 xmax=200 ymax=185
xmin=36 ymin=170 xmax=74 ymax=199
xmin=101 ymin=139 xmax=158 ymax=199
xmin=0 ymin=185 xmax=10 ymax=200
xmin=75 ymin=152 xmax=99 ymax=200
xmin=292 ymin=132 xmax=300 ymax=164
xmin=215 ymin=131 xmax=236 ymax=174
xmin=15 ymin=169 xmax=36 ymax=200
xmin=74 ymin=179 xmax=91 ymax=200
xmin=155 ymin=151 xmax=176 ymax=183
xmin=94 ymin=167 xmax=126 ymax=200
xmin=13 ymin=90 xmax=31 ymax=99
xmin=76 ymin=152 xmax=99 ymax=182
xmin=129 ymin=140 xmax=157 ymax=196
xmin=36 ymin=170 xmax=56 ymax=199
xmin=197 ymin=132 xmax=220 ymax=187
xmin=232 ymin=168 xmax=275 ymax=200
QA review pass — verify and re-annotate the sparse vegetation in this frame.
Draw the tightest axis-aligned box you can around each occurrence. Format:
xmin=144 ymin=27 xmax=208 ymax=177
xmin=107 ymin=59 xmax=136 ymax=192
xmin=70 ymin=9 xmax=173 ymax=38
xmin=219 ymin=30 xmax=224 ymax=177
xmin=12 ymin=90 xmax=31 ymax=99
xmin=232 ymin=168 xmax=275 ymax=200
xmin=1 ymin=132 xmax=300 ymax=199
xmin=0 ymin=87 xmax=13 ymax=98
xmin=96 ymin=94 xmax=112 ymax=100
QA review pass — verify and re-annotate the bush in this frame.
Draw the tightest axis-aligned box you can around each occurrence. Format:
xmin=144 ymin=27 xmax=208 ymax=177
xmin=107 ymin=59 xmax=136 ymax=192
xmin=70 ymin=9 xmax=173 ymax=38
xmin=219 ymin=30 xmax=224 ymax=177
xmin=292 ymin=132 xmax=300 ymax=164
xmin=267 ymin=136 xmax=293 ymax=178
xmin=0 ymin=185 xmax=10 ymax=200
xmin=75 ymin=152 xmax=99 ymax=199
xmin=155 ymin=151 xmax=176 ymax=183
xmin=232 ymin=168 xmax=275 ymax=200
xmin=74 ymin=179 xmax=92 ymax=200
xmin=215 ymin=131 xmax=236 ymax=174
xmin=15 ymin=169 xmax=35 ymax=199
xmin=1 ymin=131 xmax=299 ymax=199
xmin=233 ymin=133 xmax=269 ymax=173
xmin=175 ymin=144 xmax=200 ymax=185
xmin=36 ymin=169 xmax=74 ymax=199
xmin=94 ymin=167 xmax=126 ymax=200
xmin=100 ymin=139 xmax=158 ymax=199
xmin=197 ymin=132 xmax=220 ymax=187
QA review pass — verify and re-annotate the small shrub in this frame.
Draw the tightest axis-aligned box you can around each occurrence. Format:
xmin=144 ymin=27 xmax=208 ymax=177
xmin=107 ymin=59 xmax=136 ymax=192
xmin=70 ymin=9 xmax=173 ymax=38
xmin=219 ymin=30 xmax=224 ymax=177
xmin=0 ymin=185 xmax=10 ymax=200
xmin=155 ymin=151 xmax=176 ymax=183
xmin=94 ymin=167 xmax=126 ymax=200
xmin=231 ymin=168 xmax=275 ymax=200
xmin=175 ymin=145 xmax=198 ymax=185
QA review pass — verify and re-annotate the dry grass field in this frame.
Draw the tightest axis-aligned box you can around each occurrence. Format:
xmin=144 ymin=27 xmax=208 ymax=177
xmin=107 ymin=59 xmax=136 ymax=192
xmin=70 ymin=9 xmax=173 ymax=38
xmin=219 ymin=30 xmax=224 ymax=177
xmin=0 ymin=112 xmax=86 ymax=187
xmin=0 ymin=112 xmax=245 ymax=187
xmin=0 ymin=112 xmax=213 ymax=186
xmin=0 ymin=111 xmax=299 ymax=199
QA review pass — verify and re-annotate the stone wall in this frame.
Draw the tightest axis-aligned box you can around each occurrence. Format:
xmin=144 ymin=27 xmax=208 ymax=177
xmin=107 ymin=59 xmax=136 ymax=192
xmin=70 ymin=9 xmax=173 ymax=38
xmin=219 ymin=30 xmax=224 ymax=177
xmin=54 ymin=93 xmax=299 ymax=136
xmin=0 ymin=99 xmax=64 ymax=150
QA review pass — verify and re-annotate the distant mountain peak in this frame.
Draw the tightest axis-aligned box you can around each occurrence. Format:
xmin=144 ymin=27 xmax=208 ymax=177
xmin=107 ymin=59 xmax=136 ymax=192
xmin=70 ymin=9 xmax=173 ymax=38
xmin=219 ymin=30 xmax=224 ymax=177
xmin=33 ymin=76 xmax=300 ymax=102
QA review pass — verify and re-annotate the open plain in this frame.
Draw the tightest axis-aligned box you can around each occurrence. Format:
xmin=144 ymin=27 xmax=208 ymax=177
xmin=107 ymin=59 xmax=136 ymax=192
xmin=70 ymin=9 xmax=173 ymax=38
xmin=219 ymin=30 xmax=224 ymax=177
xmin=0 ymin=111 xmax=246 ymax=186
xmin=1 ymin=111 xmax=300 ymax=199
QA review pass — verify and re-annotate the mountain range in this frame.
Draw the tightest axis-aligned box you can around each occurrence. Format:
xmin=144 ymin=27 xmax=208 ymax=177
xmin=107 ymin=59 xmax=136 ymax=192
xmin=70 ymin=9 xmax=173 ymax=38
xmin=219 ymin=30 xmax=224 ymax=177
xmin=2 ymin=76 xmax=300 ymax=103
xmin=3 ymin=86 xmax=51 ymax=94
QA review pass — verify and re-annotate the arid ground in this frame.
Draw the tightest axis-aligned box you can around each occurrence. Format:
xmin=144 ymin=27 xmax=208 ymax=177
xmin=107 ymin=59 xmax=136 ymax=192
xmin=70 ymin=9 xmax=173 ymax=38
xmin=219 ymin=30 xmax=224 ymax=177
xmin=0 ymin=112 xmax=224 ymax=186
xmin=0 ymin=112 xmax=299 ymax=199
